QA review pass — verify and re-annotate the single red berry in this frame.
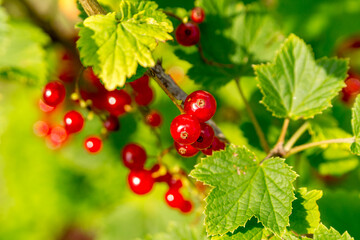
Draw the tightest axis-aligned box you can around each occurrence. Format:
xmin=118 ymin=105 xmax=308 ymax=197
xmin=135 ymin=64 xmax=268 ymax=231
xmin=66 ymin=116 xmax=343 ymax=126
xmin=64 ymin=110 xmax=84 ymax=134
xmin=165 ymin=188 xmax=184 ymax=208
xmin=184 ymin=90 xmax=217 ymax=122
xmin=58 ymin=70 xmax=76 ymax=83
xmin=202 ymin=137 xmax=225 ymax=156
xmin=145 ymin=110 xmax=162 ymax=127
xmin=342 ymin=77 xmax=360 ymax=95
xmin=128 ymin=170 xmax=154 ymax=195
xmin=33 ymin=121 xmax=50 ymax=137
xmin=174 ymin=141 xmax=199 ymax=157
xmin=104 ymin=115 xmax=120 ymax=131
xmin=175 ymin=22 xmax=200 ymax=47
xmin=84 ymin=136 xmax=102 ymax=153
xmin=50 ymin=125 xmax=68 ymax=143
xmin=122 ymin=143 xmax=147 ymax=170
xmin=170 ymin=114 xmax=201 ymax=144
xmin=39 ymin=99 xmax=55 ymax=112
xmin=191 ymin=7 xmax=205 ymax=24
xmin=43 ymin=81 xmax=66 ymax=107
xmin=191 ymin=123 xmax=214 ymax=149
xmin=150 ymin=164 xmax=160 ymax=173
xmin=129 ymin=75 xmax=149 ymax=91
xmin=168 ymin=178 xmax=183 ymax=189
xmin=180 ymin=200 xmax=193 ymax=213
xmin=104 ymin=90 xmax=131 ymax=116
xmin=134 ymin=87 xmax=154 ymax=106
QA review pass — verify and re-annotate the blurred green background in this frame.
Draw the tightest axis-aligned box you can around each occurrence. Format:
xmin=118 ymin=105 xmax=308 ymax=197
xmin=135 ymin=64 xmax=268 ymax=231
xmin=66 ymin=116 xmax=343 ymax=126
xmin=1 ymin=0 xmax=360 ymax=239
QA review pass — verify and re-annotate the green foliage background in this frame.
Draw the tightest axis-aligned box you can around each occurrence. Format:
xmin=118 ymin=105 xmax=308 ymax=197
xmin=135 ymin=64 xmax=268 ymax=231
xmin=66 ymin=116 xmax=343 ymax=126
xmin=0 ymin=0 xmax=360 ymax=239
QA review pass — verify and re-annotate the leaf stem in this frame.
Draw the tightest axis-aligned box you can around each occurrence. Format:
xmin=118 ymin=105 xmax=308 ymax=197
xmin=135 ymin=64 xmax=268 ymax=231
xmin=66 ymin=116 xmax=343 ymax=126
xmin=197 ymin=43 xmax=234 ymax=68
xmin=285 ymin=137 xmax=355 ymax=157
xmin=276 ymin=118 xmax=290 ymax=146
xmin=284 ymin=122 xmax=309 ymax=151
xmin=235 ymin=78 xmax=269 ymax=152
xmin=162 ymin=10 xmax=183 ymax=22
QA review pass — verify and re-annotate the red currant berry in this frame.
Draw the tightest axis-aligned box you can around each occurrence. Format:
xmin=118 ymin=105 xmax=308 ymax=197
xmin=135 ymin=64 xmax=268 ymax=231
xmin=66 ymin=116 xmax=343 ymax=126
xmin=191 ymin=123 xmax=214 ymax=149
xmin=170 ymin=114 xmax=201 ymax=144
xmin=134 ymin=87 xmax=154 ymax=106
xmin=33 ymin=121 xmax=50 ymax=137
xmin=174 ymin=141 xmax=199 ymax=157
xmin=43 ymin=81 xmax=66 ymax=107
xmin=343 ymin=77 xmax=360 ymax=95
xmin=104 ymin=115 xmax=120 ymax=131
xmin=39 ymin=99 xmax=55 ymax=112
xmin=84 ymin=136 xmax=102 ymax=153
xmin=191 ymin=7 xmax=205 ymax=24
xmin=128 ymin=170 xmax=154 ymax=195
xmin=175 ymin=22 xmax=200 ymax=47
xmin=168 ymin=178 xmax=183 ymax=189
xmin=145 ymin=110 xmax=162 ymax=127
xmin=184 ymin=90 xmax=216 ymax=122
xmin=104 ymin=90 xmax=131 ymax=116
xmin=122 ymin=143 xmax=147 ymax=170
xmin=64 ymin=110 xmax=84 ymax=134
xmin=50 ymin=125 xmax=68 ymax=143
xmin=202 ymin=137 xmax=225 ymax=156
xmin=165 ymin=188 xmax=184 ymax=208
xmin=129 ymin=75 xmax=149 ymax=91
xmin=180 ymin=200 xmax=193 ymax=213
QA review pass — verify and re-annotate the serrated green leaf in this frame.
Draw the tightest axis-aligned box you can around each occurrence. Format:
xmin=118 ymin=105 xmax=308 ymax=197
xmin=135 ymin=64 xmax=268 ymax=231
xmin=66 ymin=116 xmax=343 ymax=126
xmin=211 ymin=218 xmax=266 ymax=240
xmin=77 ymin=0 xmax=173 ymax=90
xmin=313 ymin=224 xmax=354 ymax=240
xmin=254 ymin=34 xmax=348 ymax=119
xmin=0 ymin=20 xmax=50 ymax=85
xmin=190 ymin=145 xmax=297 ymax=236
xmin=289 ymin=188 xmax=322 ymax=235
xmin=351 ymin=95 xmax=360 ymax=155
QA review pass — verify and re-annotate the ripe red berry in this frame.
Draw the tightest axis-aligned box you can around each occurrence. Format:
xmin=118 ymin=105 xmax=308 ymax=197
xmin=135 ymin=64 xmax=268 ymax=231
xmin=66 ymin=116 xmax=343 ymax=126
xmin=145 ymin=110 xmax=162 ymax=127
xmin=170 ymin=114 xmax=201 ymax=144
xmin=202 ymin=137 xmax=225 ymax=156
xmin=39 ymin=99 xmax=55 ymax=112
xmin=43 ymin=81 xmax=66 ymax=107
xmin=129 ymin=75 xmax=149 ymax=91
xmin=175 ymin=22 xmax=200 ymax=47
xmin=84 ymin=136 xmax=102 ymax=153
xmin=33 ymin=121 xmax=50 ymax=137
xmin=134 ymin=87 xmax=154 ymax=106
xmin=174 ymin=141 xmax=199 ymax=157
xmin=184 ymin=90 xmax=216 ymax=122
xmin=128 ymin=170 xmax=154 ymax=195
xmin=50 ymin=125 xmax=68 ymax=143
xmin=104 ymin=115 xmax=120 ymax=131
xmin=165 ymin=188 xmax=184 ymax=208
xmin=122 ymin=143 xmax=147 ymax=170
xmin=180 ymin=200 xmax=193 ymax=213
xmin=191 ymin=7 xmax=205 ymax=24
xmin=191 ymin=123 xmax=214 ymax=149
xmin=104 ymin=90 xmax=131 ymax=116
xmin=168 ymin=178 xmax=183 ymax=189
xmin=343 ymin=77 xmax=360 ymax=95
xmin=64 ymin=110 xmax=84 ymax=134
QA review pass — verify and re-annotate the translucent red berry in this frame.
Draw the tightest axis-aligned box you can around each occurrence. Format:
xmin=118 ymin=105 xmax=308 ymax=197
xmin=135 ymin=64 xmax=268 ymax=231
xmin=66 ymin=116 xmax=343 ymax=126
xmin=202 ymin=137 xmax=225 ymax=156
xmin=180 ymin=200 xmax=193 ymax=213
xmin=104 ymin=115 xmax=120 ymax=131
xmin=39 ymin=99 xmax=55 ymax=113
xmin=129 ymin=75 xmax=149 ymax=91
xmin=174 ymin=141 xmax=199 ymax=157
xmin=145 ymin=110 xmax=162 ymax=127
xmin=170 ymin=114 xmax=201 ymax=144
xmin=33 ymin=121 xmax=50 ymax=137
xmin=43 ymin=81 xmax=66 ymax=107
xmin=191 ymin=7 xmax=205 ymax=24
xmin=104 ymin=90 xmax=131 ymax=116
xmin=50 ymin=125 xmax=68 ymax=144
xmin=122 ymin=143 xmax=147 ymax=170
xmin=128 ymin=170 xmax=154 ymax=195
xmin=343 ymin=77 xmax=360 ymax=95
xmin=134 ymin=87 xmax=154 ymax=106
xmin=165 ymin=188 xmax=184 ymax=208
xmin=64 ymin=110 xmax=84 ymax=134
xmin=175 ymin=22 xmax=200 ymax=47
xmin=191 ymin=123 xmax=214 ymax=149
xmin=184 ymin=90 xmax=217 ymax=122
xmin=84 ymin=136 xmax=102 ymax=153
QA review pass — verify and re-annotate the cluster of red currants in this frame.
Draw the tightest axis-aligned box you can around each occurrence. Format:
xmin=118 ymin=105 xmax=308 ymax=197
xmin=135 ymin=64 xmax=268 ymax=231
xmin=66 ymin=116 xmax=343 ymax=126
xmin=122 ymin=143 xmax=193 ymax=213
xmin=171 ymin=90 xmax=225 ymax=158
xmin=175 ymin=7 xmax=205 ymax=47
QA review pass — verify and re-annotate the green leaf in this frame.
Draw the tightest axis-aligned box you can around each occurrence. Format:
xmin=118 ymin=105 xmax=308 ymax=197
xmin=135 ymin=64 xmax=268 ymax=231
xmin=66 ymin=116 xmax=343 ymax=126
xmin=351 ymin=95 xmax=360 ymax=154
xmin=211 ymin=218 xmax=266 ymax=240
xmin=254 ymin=34 xmax=348 ymax=119
xmin=77 ymin=1 xmax=173 ymax=90
xmin=190 ymin=145 xmax=297 ymax=236
xmin=313 ymin=224 xmax=354 ymax=240
xmin=0 ymin=20 xmax=50 ymax=85
xmin=289 ymin=188 xmax=322 ymax=235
